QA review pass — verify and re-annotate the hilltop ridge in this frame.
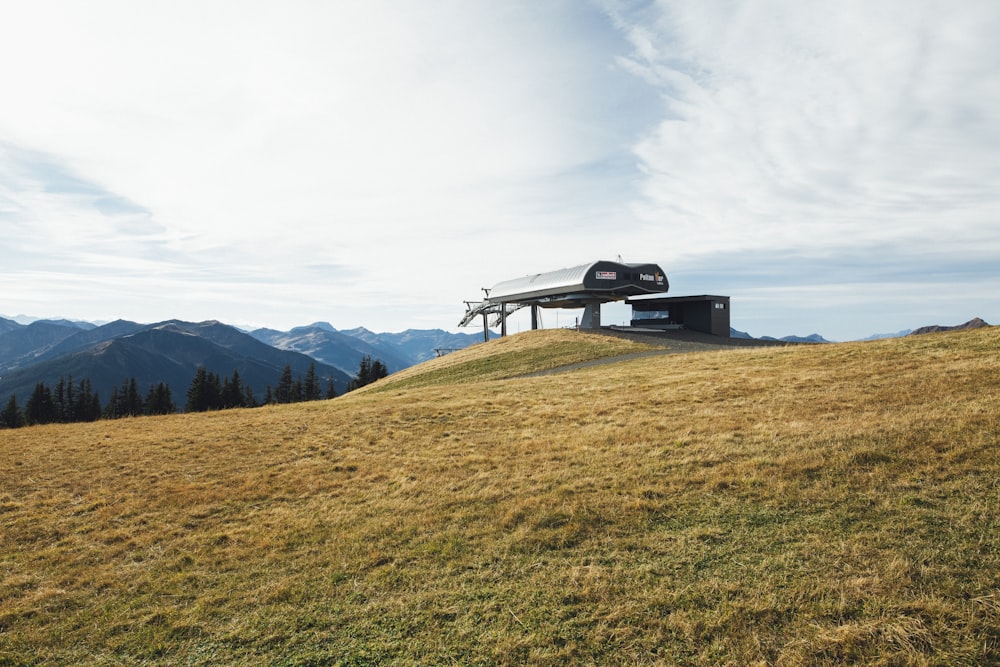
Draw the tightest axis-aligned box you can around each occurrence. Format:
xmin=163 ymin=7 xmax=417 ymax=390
xmin=3 ymin=325 xmax=996 ymax=664
xmin=910 ymin=316 xmax=991 ymax=336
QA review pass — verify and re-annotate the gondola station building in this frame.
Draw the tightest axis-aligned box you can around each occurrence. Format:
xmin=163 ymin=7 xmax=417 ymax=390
xmin=461 ymin=260 xmax=730 ymax=339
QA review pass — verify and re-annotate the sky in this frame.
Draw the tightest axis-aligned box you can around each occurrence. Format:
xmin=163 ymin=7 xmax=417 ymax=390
xmin=1 ymin=0 xmax=998 ymax=341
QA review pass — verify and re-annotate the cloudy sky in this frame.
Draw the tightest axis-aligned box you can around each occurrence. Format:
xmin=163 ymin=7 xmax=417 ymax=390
xmin=2 ymin=0 xmax=997 ymax=340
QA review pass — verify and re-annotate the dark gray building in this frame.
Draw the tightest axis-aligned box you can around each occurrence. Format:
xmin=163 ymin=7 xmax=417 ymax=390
xmin=626 ymin=295 xmax=731 ymax=337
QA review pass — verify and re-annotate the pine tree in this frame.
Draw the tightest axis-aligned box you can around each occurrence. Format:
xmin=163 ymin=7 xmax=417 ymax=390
xmin=221 ymin=369 xmax=244 ymax=409
xmin=304 ymin=362 xmax=321 ymax=402
xmin=53 ymin=377 xmax=67 ymax=422
xmin=208 ymin=372 xmax=223 ymax=410
xmin=84 ymin=385 xmax=102 ymax=422
xmin=325 ymin=378 xmax=337 ymax=400
xmin=64 ymin=376 xmax=76 ymax=422
xmin=104 ymin=385 xmax=120 ymax=419
xmin=347 ymin=355 xmax=388 ymax=391
xmin=347 ymin=357 xmax=367 ymax=392
xmin=91 ymin=391 xmax=102 ymax=421
xmin=1 ymin=395 xmax=24 ymax=429
xmin=146 ymin=382 xmax=176 ymax=415
xmin=355 ymin=356 xmax=372 ymax=390
xmin=243 ymin=384 xmax=257 ymax=408
xmin=125 ymin=378 xmax=143 ymax=417
xmin=104 ymin=379 xmax=141 ymax=419
xmin=186 ymin=367 xmax=210 ymax=412
xmin=275 ymin=364 xmax=294 ymax=404
xmin=73 ymin=379 xmax=100 ymax=422
xmin=25 ymin=383 xmax=57 ymax=425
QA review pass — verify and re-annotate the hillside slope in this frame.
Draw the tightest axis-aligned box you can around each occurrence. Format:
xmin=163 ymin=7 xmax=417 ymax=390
xmin=0 ymin=320 xmax=85 ymax=373
xmin=368 ymin=328 xmax=655 ymax=390
xmin=1 ymin=327 xmax=998 ymax=665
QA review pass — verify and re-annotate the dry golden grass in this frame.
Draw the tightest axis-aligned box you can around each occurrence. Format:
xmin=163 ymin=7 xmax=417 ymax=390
xmin=1 ymin=327 xmax=998 ymax=665
xmin=364 ymin=328 xmax=655 ymax=391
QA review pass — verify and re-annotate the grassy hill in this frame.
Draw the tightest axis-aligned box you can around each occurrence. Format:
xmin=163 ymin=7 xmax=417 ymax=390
xmin=1 ymin=328 xmax=997 ymax=665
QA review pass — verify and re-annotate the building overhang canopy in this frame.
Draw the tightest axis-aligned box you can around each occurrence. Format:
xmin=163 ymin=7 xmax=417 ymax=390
xmin=486 ymin=261 xmax=668 ymax=308
xmin=627 ymin=294 xmax=729 ymax=310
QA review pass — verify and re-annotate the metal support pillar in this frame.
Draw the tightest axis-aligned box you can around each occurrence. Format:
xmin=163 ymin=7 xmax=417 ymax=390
xmin=581 ymin=303 xmax=601 ymax=329
xmin=531 ymin=304 xmax=539 ymax=330
xmin=500 ymin=302 xmax=508 ymax=337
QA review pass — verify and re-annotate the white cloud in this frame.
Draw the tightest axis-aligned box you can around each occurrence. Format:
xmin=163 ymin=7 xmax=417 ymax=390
xmin=615 ymin=1 xmax=1000 ymax=260
xmin=2 ymin=2 xmax=632 ymax=235
xmin=1 ymin=1 xmax=997 ymax=338
xmin=0 ymin=1 xmax=655 ymax=328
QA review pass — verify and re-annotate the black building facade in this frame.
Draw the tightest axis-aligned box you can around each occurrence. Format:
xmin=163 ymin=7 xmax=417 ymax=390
xmin=627 ymin=295 xmax=731 ymax=337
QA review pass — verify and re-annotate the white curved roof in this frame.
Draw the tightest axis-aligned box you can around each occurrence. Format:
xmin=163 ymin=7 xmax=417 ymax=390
xmin=486 ymin=260 xmax=668 ymax=305
xmin=488 ymin=263 xmax=594 ymax=302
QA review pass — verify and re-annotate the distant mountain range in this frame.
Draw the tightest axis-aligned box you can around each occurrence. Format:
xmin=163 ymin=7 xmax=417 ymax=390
xmin=909 ymin=317 xmax=990 ymax=336
xmin=729 ymin=328 xmax=832 ymax=343
xmin=857 ymin=329 xmax=913 ymax=340
xmin=0 ymin=317 xmax=488 ymax=407
xmin=761 ymin=333 xmax=832 ymax=344
xmin=0 ymin=319 xmax=351 ymax=406
xmin=730 ymin=317 xmax=990 ymax=343
xmin=248 ymin=322 xmax=491 ymax=376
